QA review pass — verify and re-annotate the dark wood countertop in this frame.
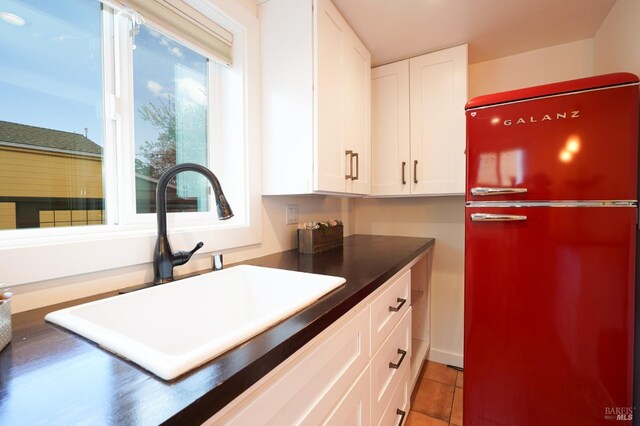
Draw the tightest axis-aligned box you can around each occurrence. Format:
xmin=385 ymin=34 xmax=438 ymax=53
xmin=0 ymin=235 xmax=434 ymax=425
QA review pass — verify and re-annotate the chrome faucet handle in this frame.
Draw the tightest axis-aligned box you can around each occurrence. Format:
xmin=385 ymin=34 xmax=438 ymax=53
xmin=211 ymin=253 xmax=224 ymax=271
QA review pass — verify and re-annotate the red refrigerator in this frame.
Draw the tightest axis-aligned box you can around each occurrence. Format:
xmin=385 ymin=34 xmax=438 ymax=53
xmin=464 ymin=73 xmax=639 ymax=425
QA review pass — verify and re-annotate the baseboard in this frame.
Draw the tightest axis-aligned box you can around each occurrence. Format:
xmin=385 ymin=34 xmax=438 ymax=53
xmin=428 ymin=348 xmax=463 ymax=369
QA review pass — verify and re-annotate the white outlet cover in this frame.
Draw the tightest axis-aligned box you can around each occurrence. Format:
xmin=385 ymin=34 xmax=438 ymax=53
xmin=286 ymin=204 xmax=298 ymax=225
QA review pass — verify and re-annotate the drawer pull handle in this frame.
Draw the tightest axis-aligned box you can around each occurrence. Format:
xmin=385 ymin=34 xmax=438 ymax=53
xmin=388 ymin=297 xmax=407 ymax=312
xmin=389 ymin=348 xmax=407 ymax=369
xmin=396 ymin=408 xmax=406 ymax=426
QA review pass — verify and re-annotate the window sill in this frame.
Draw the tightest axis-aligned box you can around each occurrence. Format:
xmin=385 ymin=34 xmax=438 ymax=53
xmin=0 ymin=219 xmax=260 ymax=287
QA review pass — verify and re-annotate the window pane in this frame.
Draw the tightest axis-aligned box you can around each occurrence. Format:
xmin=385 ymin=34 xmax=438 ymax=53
xmin=133 ymin=25 xmax=210 ymax=214
xmin=0 ymin=0 xmax=105 ymax=230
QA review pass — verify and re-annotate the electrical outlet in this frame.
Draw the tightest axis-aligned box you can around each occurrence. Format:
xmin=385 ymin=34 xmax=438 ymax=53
xmin=286 ymin=204 xmax=298 ymax=225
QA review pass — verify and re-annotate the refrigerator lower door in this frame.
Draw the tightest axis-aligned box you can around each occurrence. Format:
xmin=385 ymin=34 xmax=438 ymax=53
xmin=464 ymin=206 xmax=635 ymax=426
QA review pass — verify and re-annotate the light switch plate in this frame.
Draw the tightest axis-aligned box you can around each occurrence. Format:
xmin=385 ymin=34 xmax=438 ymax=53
xmin=286 ymin=204 xmax=298 ymax=225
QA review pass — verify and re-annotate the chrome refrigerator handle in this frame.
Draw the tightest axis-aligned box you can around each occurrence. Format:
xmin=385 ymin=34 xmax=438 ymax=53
xmin=471 ymin=187 xmax=528 ymax=196
xmin=471 ymin=213 xmax=527 ymax=222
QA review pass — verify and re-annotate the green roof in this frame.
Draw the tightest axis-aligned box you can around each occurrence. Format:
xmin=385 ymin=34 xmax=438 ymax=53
xmin=0 ymin=120 xmax=102 ymax=156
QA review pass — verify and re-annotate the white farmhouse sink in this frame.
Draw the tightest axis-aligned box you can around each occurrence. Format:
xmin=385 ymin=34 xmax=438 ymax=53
xmin=45 ymin=265 xmax=345 ymax=380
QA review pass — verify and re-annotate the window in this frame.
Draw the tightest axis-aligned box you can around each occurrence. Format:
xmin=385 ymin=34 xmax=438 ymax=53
xmin=133 ymin=24 xmax=212 ymax=214
xmin=0 ymin=0 xmax=236 ymax=227
xmin=0 ymin=0 xmax=105 ymax=230
xmin=0 ymin=0 xmax=261 ymax=286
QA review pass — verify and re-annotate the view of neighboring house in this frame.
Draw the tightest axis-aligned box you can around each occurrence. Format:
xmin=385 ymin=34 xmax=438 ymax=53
xmin=0 ymin=120 xmax=104 ymax=229
xmin=0 ymin=120 xmax=199 ymax=229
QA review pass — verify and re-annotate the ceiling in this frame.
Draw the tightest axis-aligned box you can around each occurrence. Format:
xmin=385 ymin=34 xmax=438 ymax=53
xmin=256 ymin=0 xmax=617 ymax=67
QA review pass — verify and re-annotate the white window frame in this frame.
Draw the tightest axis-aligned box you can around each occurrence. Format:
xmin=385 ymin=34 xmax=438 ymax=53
xmin=114 ymin=11 xmax=229 ymax=228
xmin=0 ymin=0 xmax=261 ymax=287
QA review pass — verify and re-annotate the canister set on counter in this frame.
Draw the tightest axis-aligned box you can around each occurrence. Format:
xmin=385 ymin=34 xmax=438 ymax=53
xmin=0 ymin=286 xmax=12 ymax=353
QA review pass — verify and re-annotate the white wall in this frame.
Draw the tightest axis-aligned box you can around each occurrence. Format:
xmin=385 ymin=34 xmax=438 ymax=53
xmin=469 ymin=39 xmax=594 ymax=99
xmin=353 ymin=196 xmax=465 ymax=366
xmin=11 ymin=195 xmax=351 ymax=312
xmin=594 ymin=0 xmax=640 ymax=77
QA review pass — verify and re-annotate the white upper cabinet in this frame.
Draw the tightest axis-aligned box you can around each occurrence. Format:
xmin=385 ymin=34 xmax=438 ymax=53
xmin=410 ymin=44 xmax=468 ymax=195
xmin=371 ymin=60 xmax=411 ymax=196
xmin=342 ymin=29 xmax=371 ymax=194
xmin=371 ymin=44 xmax=468 ymax=196
xmin=261 ymin=0 xmax=371 ymax=195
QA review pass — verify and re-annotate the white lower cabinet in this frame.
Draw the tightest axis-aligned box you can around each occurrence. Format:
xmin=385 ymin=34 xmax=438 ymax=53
xmin=378 ymin=367 xmax=410 ymax=426
xmin=371 ymin=309 xmax=412 ymax=423
xmin=206 ymin=253 xmax=431 ymax=425
xmin=207 ymin=305 xmax=370 ymax=425
xmin=323 ymin=366 xmax=371 ymax=425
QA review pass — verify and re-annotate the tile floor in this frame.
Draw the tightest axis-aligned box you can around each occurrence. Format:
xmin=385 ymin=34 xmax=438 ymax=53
xmin=406 ymin=361 xmax=463 ymax=426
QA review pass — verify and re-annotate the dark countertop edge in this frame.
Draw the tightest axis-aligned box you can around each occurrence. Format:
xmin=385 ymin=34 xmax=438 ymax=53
xmin=6 ymin=235 xmax=435 ymax=425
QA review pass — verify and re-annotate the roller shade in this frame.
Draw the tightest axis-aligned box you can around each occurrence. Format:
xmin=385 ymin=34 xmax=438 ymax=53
xmin=105 ymin=0 xmax=232 ymax=66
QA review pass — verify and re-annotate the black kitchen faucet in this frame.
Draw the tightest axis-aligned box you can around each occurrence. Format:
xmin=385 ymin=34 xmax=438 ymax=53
xmin=153 ymin=163 xmax=233 ymax=285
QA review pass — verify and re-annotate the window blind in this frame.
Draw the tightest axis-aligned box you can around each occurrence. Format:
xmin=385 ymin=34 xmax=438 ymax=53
xmin=104 ymin=0 xmax=233 ymax=66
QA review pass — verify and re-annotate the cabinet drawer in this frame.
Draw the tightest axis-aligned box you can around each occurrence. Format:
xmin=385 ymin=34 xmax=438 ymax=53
xmin=371 ymin=308 xmax=411 ymax=422
xmin=378 ymin=366 xmax=410 ymax=426
xmin=321 ymin=365 xmax=371 ymax=425
xmin=370 ymin=269 xmax=411 ymax=354
xmin=215 ymin=306 xmax=370 ymax=425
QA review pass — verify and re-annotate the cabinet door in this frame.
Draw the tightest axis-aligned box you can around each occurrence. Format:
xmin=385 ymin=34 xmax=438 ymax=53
xmin=371 ymin=60 xmax=410 ymax=196
xmin=315 ymin=0 xmax=347 ymax=193
xmin=377 ymin=366 xmax=410 ymax=426
xmin=260 ymin=0 xmax=314 ymax=195
xmin=343 ymin=30 xmax=371 ymax=195
xmin=409 ymin=44 xmax=467 ymax=195
xmin=210 ymin=305 xmax=370 ymax=425
xmin=321 ymin=366 xmax=371 ymax=425
xmin=371 ymin=309 xmax=412 ymax=422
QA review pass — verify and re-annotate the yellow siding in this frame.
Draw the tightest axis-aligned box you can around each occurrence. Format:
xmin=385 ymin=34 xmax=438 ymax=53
xmin=0 ymin=202 xmax=16 ymax=229
xmin=0 ymin=147 xmax=103 ymax=199
xmin=72 ymin=210 xmax=87 ymax=222
xmin=54 ymin=210 xmax=72 ymax=221
xmin=87 ymin=210 xmax=102 ymax=221
xmin=39 ymin=210 xmax=54 ymax=222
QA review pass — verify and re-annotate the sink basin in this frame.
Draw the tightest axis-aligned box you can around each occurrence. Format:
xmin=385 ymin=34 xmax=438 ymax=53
xmin=45 ymin=265 xmax=345 ymax=380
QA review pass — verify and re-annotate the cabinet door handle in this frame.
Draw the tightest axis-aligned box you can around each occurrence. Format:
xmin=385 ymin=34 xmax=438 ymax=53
xmin=396 ymin=409 xmax=407 ymax=426
xmin=389 ymin=297 xmax=406 ymax=312
xmin=389 ymin=348 xmax=407 ymax=369
xmin=345 ymin=150 xmax=353 ymax=179
xmin=352 ymin=152 xmax=359 ymax=180
xmin=413 ymin=160 xmax=418 ymax=184
xmin=401 ymin=161 xmax=406 ymax=185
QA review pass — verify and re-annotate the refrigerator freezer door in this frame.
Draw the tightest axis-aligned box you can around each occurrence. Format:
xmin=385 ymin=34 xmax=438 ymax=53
xmin=464 ymin=206 xmax=636 ymax=426
xmin=466 ymin=84 xmax=639 ymax=202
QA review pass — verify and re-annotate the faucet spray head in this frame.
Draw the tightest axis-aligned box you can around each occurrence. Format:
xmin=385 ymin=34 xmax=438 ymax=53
xmin=215 ymin=193 xmax=233 ymax=220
